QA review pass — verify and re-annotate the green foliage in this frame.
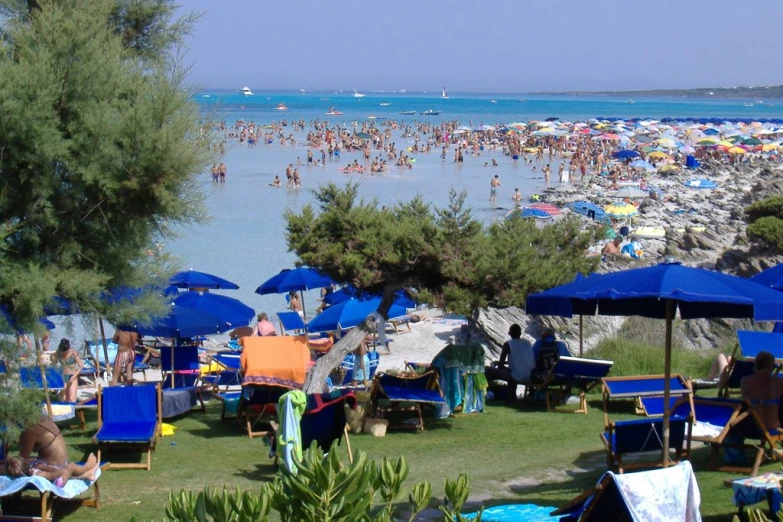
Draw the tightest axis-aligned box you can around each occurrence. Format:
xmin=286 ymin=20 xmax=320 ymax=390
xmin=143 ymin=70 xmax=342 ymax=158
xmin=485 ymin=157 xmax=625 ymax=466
xmin=155 ymin=486 xmax=272 ymax=522
xmin=440 ymin=474 xmax=482 ymax=522
xmin=286 ymin=183 xmax=599 ymax=317
xmin=592 ymin=337 xmax=713 ymax=379
xmin=734 ymin=507 xmax=783 ymax=521
xmin=745 ymin=196 xmax=783 ymax=252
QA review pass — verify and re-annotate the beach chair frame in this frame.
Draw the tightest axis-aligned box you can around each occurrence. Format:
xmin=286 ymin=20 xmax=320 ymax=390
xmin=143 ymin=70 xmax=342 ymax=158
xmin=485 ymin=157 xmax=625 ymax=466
xmin=0 ymin=481 xmax=101 ymax=522
xmin=370 ymin=371 xmax=445 ymax=431
xmin=95 ymin=383 xmax=162 ymax=470
xmin=532 ymin=356 xmax=614 ymax=414
xmin=602 ymin=374 xmax=694 ymax=421
xmin=600 ymin=414 xmax=693 ymax=474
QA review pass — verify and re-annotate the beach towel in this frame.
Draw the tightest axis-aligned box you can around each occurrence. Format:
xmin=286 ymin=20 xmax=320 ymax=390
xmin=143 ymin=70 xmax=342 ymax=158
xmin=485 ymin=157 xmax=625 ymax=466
xmin=240 ymin=336 xmax=309 ymax=387
xmin=0 ymin=468 xmax=101 ymax=499
xmin=277 ymin=390 xmax=306 ymax=474
xmin=463 ymin=503 xmax=564 ymax=521
xmin=610 ymin=460 xmax=701 ymax=522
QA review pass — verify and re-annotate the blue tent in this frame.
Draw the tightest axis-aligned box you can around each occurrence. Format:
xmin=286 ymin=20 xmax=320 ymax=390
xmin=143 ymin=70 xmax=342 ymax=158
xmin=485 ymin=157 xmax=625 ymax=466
xmin=612 ymin=150 xmax=640 ymax=159
xmin=750 ymin=263 xmax=783 ymax=291
xmin=526 ymin=261 xmax=783 ymax=458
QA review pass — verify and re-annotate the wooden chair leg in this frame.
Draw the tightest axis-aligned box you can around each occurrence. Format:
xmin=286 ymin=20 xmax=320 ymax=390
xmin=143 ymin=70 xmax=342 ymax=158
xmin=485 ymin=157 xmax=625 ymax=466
xmin=343 ymin=426 xmax=353 ymax=463
xmin=751 ymin=445 xmax=765 ymax=476
xmin=417 ymin=405 xmax=424 ymax=431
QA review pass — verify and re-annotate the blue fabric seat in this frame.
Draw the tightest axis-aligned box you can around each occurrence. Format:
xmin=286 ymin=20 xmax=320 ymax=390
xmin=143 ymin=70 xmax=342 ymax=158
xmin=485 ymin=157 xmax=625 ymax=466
xmin=719 ymin=330 xmax=783 ymax=399
xmin=370 ymin=371 xmax=445 ymax=431
xmin=95 ymin=383 xmax=161 ymax=470
xmin=277 ymin=311 xmax=306 ymax=334
xmin=600 ymin=415 xmax=691 ymax=473
xmin=535 ymin=356 xmax=613 ymax=414
xmin=602 ymin=374 xmax=693 ymax=417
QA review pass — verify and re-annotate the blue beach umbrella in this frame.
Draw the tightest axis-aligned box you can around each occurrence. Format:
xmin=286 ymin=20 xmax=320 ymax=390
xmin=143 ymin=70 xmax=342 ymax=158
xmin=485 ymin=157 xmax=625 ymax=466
xmin=569 ymin=201 xmax=607 ymax=222
xmin=125 ymin=303 xmax=241 ymax=339
xmin=613 ymin=150 xmax=640 ymax=159
xmin=172 ymin=291 xmax=254 ymax=327
xmin=629 ymin=159 xmax=656 ymax=172
xmin=307 ymin=297 xmax=408 ymax=333
xmin=750 ymin=263 xmax=783 ymax=291
xmin=324 ymin=286 xmax=417 ymax=308
xmin=257 ymin=267 xmax=335 ymax=319
xmin=505 ymin=208 xmax=552 ymax=220
xmin=169 ymin=269 xmax=239 ymax=290
xmin=526 ymin=261 xmax=783 ymax=461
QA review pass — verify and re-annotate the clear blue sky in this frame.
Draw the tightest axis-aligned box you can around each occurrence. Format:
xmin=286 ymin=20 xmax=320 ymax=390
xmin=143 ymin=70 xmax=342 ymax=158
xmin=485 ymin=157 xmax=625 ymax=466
xmin=181 ymin=0 xmax=783 ymax=93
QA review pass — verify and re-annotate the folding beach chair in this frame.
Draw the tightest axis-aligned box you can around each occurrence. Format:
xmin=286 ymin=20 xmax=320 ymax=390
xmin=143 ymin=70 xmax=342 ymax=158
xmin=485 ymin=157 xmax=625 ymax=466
xmin=95 ymin=382 xmax=162 ymax=470
xmin=600 ymin=414 xmax=692 ymax=473
xmin=718 ymin=331 xmax=783 ymax=399
xmin=201 ymin=351 xmax=242 ymax=392
xmin=388 ymin=315 xmax=413 ymax=334
xmin=276 ymin=311 xmax=306 ymax=335
xmin=533 ymin=356 xmax=614 ymax=414
xmin=370 ymin=371 xmax=446 ymax=431
xmin=271 ymin=390 xmax=357 ymax=468
xmin=19 ymin=367 xmax=95 ymax=430
xmin=0 ymin=467 xmax=102 ymax=522
xmin=339 ymin=350 xmax=380 ymax=386
xmin=602 ymin=374 xmax=694 ymax=419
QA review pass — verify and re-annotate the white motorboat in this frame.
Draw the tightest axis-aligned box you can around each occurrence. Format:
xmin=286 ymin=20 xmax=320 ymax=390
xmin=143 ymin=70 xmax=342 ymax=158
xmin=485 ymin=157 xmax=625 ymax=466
xmin=354 ymin=90 xmax=366 ymax=98
xmin=241 ymin=86 xmax=253 ymax=96
xmin=441 ymin=87 xmax=449 ymax=99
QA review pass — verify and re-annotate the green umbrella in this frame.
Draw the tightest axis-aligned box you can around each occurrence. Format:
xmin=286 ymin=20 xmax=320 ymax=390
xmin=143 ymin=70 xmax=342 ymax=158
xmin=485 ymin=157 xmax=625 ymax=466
xmin=741 ymin=137 xmax=763 ymax=146
xmin=355 ymin=132 xmax=372 ymax=139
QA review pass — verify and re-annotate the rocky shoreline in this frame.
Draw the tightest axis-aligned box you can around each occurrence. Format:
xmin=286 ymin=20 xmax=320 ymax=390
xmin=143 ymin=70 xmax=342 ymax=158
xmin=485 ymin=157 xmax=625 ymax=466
xmin=475 ymin=160 xmax=783 ymax=356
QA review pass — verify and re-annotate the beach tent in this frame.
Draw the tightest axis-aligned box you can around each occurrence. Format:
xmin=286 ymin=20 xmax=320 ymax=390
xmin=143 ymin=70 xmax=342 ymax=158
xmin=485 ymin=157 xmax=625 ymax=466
xmin=553 ymin=461 xmax=701 ymax=522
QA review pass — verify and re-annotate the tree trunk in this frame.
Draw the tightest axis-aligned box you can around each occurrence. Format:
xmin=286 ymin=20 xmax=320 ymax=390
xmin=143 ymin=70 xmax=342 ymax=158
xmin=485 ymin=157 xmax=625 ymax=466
xmin=302 ymin=287 xmax=396 ymax=394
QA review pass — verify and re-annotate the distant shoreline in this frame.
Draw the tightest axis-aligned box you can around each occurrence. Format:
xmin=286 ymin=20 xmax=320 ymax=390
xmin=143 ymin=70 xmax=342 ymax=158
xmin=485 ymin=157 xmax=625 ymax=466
xmin=525 ymin=86 xmax=783 ymax=100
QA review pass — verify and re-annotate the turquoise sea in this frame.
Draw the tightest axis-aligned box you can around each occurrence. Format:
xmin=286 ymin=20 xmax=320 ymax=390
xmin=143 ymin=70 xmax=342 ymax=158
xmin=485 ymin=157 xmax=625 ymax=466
xmin=59 ymin=91 xmax=783 ymax=338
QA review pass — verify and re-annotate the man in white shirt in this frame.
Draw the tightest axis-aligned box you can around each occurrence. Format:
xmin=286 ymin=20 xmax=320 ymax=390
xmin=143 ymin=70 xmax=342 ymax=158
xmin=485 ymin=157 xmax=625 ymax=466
xmin=485 ymin=324 xmax=535 ymax=401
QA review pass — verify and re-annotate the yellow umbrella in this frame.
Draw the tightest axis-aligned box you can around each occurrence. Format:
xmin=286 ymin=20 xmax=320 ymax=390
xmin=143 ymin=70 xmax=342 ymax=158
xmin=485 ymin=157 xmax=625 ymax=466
xmin=716 ymin=140 xmax=734 ymax=147
xmin=727 ymin=147 xmax=746 ymax=154
xmin=697 ymin=137 xmax=719 ymax=145
xmin=658 ymin=164 xmax=679 ymax=173
xmin=604 ymin=203 xmax=639 ymax=219
xmin=762 ymin=144 xmax=779 ymax=151
xmin=648 ymin=151 xmax=669 ymax=159
xmin=656 ymin=138 xmax=676 ymax=147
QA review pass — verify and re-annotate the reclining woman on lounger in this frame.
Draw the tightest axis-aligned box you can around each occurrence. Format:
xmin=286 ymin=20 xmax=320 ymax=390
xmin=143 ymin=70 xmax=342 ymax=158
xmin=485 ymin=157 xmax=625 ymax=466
xmin=5 ymin=454 xmax=99 ymax=487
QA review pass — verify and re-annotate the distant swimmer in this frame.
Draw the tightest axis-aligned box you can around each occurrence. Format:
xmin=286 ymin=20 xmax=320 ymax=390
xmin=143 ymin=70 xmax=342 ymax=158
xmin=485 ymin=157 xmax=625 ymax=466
xmin=512 ymin=188 xmax=522 ymax=203
xmin=272 ymin=175 xmax=281 ymax=187
xmin=490 ymin=175 xmax=500 ymax=203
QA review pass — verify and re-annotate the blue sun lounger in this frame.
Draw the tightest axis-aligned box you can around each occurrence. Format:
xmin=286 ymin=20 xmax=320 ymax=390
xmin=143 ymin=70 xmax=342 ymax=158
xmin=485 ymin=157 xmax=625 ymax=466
xmin=202 ymin=352 xmax=242 ymax=391
xmin=534 ymin=356 xmax=614 ymax=414
xmin=277 ymin=311 xmax=306 ymax=335
xmin=370 ymin=371 xmax=445 ymax=431
xmin=0 ymin=467 xmax=102 ymax=522
xmin=602 ymin=374 xmax=694 ymax=418
xmin=95 ymin=382 xmax=162 ymax=470
xmin=600 ymin=414 xmax=692 ymax=473
xmin=718 ymin=330 xmax=783 ymax=398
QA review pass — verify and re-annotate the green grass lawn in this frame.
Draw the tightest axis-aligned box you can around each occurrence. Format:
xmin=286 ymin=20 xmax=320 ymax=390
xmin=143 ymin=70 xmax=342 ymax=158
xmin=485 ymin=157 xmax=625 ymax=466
xmin=1 ymin=394 xmax=760 ymax=521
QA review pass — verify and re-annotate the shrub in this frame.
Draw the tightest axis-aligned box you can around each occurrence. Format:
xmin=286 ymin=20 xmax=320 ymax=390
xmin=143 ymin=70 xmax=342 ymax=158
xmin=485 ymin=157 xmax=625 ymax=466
xmin=748 ymin=216 xmax=783 ymax=252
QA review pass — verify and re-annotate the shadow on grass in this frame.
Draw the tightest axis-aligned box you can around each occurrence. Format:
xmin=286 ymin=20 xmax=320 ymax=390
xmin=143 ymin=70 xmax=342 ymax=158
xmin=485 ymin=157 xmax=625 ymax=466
xmin=232 ymin=462 xmax=279 ymax=482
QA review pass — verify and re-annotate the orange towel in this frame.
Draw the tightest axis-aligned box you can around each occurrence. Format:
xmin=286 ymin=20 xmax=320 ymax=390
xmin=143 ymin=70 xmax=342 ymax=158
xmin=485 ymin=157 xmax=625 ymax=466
xmin=239 ymin=336 xmax=310 ymax=388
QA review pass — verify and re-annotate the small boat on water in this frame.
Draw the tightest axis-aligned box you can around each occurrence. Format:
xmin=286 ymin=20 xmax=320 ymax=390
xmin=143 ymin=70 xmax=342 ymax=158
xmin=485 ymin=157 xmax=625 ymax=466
xmin=626 ymin=99 xmax=634 ymax=104
xmin=441 ymin=87 xmax=449 ymax=99
xmin=326 ymin=107 xmax=343 ymax=116
xmin=354 ymin=90 xmax=366 ymax=98
xmin=399 ymin=110 xmax=416 ymax=115
xmin=421 ymin=110 xmax=440 ymax=116
xmin=274 ymin=102 xmax=288 ymax=111
xmin=490 ymin=100 xmax=497 ymax=104
xmin=241 ymin=86 xmax=253 ymax=96
xmin=379 ymin=102 xmax=391 ymax=106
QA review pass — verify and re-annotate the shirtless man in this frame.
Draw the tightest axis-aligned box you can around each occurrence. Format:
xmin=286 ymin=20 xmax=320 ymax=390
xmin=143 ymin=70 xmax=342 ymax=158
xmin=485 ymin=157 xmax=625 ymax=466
xmin=285 ymin=164 xmax=294 ymax=187
xmin=289 ymin=292 xmax=303 ymax=318
xmin=741 ymin=351 xmax=783 ymax=431
xmin=489 ymin=175 xmax=500 ymax=202
xmin=111 ymin=328 xmax=138 ymax=386
xmin=218 ymin=162 xmax=227 ymax=183
xmin=601 ymin=236 xmax=623 ymax=256
xmin=293 ymin=168 xmax=301 ymax=187
xmin=210 ymin=164 xmax=219 ymax=182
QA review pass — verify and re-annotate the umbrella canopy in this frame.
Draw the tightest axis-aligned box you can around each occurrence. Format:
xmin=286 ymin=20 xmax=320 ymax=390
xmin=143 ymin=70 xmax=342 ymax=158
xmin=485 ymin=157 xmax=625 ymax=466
xmin=173 ymin=291 xmax=254 ymax=326
xmin=355 ymin=132 xmax=372 ymax=139
xmin=613 ymin=150 xmax=640 ymax=159
xmin=750 ymin=263 xmax=783 ymax=290
xmin=604 ymin=203 xmax=638 ymax=219
xmin=169 ymin=270 xmax=239 ymax=290
xmin=528 ymin=203 xmax=561 ymax=216
xmin=526 ymin=261 xmax=783 ymax=463
xmin=256 ymin=268 xmax=334 ymax=295
xmin=307 ymin=297 xmax=408 ymax=333
xmin=727 ymin=146 xmax=746 ymax=154
xmin=629 ymin=160 xmax=656 ymax=171
xmin=324 ymin=287 xmax=416 ymax=308
xmin=647 ymin=151 xmax=669 ymax=159
xmin=125 ymin=303 xmax=241 ymax=338
xmin=506 ymin=208 xmax=552 ymax=220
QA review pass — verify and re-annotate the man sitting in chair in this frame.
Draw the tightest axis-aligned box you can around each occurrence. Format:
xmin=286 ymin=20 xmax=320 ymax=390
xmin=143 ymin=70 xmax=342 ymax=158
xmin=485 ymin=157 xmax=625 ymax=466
xmin=742 ymin=351 xmax=783 ymax=431
xmin=530 ymin=328 xmax=571 ymax=384
xmin=485 ymin=324 xmax=535 ymax=401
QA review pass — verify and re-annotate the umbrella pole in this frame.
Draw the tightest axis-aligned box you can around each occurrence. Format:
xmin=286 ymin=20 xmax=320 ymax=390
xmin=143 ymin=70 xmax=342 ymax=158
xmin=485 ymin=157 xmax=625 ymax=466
xmin=98 ymin=317 xmax=111 ymax=383
xmin=300 ymin=290 xmax=306 ymax=322
xmin=662 ymin=299 xmax=674 ymax=468
xmin=579 ymin=315 xmax=584 ymax=357
xmin=171 ymin=339 xmax=176 ymax=389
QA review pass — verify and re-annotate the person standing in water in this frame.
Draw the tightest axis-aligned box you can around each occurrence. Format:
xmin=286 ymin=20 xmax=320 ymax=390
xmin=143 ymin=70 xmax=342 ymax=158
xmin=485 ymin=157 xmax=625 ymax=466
xmin=490 ymin=175 xmax=500 ymax=202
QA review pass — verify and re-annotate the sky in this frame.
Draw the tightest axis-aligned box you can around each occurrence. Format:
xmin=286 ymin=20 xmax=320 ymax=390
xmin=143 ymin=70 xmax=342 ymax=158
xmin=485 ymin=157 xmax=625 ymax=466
xmin=181 ymin=0 xmax=783 ymax=93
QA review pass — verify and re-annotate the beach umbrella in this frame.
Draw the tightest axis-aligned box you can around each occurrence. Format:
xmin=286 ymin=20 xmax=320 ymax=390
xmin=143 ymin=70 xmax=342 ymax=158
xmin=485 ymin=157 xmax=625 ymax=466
xmin=173 ymin=291 xmax=254 ymax=327
xmin=324 ymin=286 xmax=416 ymax=308
xmin=306 ymin=297 xmax=408 ymax=333
xmin=355 ymin=132 xmax=372 ymax=139
xmin=678 ymin=145 xmax=695 ymax=154
xmin=168 ymin=269 xmax=239 ymax=290
xmin=629 ymin=160 xmax=656 ymax=172
xmin=613 ymin=150 xmax=640 ymax=159
xmin=727 ymin=146 xmax=746 ymax=154
xmin=647 ymin=151 xmax=669 ymax=159
xmin=750 ymin=264 xmax=783 ymax=291
xmin=526 ymin=261 xmax=783 ymax=464
xmin=569 ymin=201 xmax=607 ymax=221
xmin=256 ymin=267 xmax=335 ymax=320
xmin=604 ymin=203 xmax=638 ymax=219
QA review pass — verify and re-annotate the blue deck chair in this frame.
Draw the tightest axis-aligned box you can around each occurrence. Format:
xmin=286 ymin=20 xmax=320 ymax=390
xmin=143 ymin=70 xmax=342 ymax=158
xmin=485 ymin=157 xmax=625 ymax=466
xmin=19 ymin=367 xmax=95 ymax=430
xmin=719 ymin=330 xmax=783 ymax=398
xmin=339 ymin=350 xmax=380 ymax=385
xmin=370 ymin=371 xmax=445 ymax=431
xmin=271 ymin=390 xmax=357 ymax=467
xmin=600 ymin=414 xmax=692 ymax=473
xmin=602 ymin=374 xmax=694 ymax=418
xmin=95 ymin=383 xmax=162 ymax=470
xmin=277 ymin=311 xmax=306 ymax=335
xmin=719 ymin=402 xmax=783 ymax=477
xmin=533 ymin=356 xmax=614 ymax=414
xmin=202 ymin=352 xmax=241 ymax=391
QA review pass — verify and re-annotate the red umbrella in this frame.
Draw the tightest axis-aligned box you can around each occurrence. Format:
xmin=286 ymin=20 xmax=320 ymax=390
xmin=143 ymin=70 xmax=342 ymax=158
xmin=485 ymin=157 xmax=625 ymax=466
xmin=529 ymin=203 xmax=561 ymax=216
